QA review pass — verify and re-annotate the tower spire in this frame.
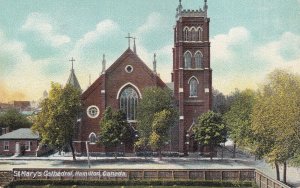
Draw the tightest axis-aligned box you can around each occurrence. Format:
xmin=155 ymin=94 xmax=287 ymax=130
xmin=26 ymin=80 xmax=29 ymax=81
xmin=66 ymin=58 xmax=81 ymax=91
xmin=69 ymin=57 xmax=75 ymax=70
xmin=101 ymin=54 xmax=106 ymax=74
xmin=153 ymin=53 xmax=157 ymax=74
xmin=176 ymin=0 xmax=183 ymax=17
xmin=203 ymin=0 xmax=208 ymax=11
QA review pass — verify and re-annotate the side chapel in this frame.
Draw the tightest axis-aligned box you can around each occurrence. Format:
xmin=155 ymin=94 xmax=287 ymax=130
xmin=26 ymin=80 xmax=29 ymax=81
xmin=70 ymin=0 xmax=212 ymax=155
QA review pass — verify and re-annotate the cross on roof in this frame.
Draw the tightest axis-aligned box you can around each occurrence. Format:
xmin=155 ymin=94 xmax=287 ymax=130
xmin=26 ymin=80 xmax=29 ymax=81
xmin=125 ymin=33 xmax=133 ymax=49
xmin=69 ymin=57 xmax=75 ymax=70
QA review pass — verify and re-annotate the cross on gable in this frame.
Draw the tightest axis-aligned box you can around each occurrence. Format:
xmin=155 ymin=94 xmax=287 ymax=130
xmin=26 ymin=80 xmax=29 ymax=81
xmin=125 ymin=33 xmax=133 ymax=49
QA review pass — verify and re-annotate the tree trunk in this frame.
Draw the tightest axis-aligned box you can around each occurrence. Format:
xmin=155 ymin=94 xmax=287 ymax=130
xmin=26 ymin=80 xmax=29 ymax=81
xmin=158 ymin=149 xmax=162 ymax=160
xmin=283 ymin=161 xmax=287 ymax=184
xmin=210 ymin=145 xmax=213 ymax=160
xmin=275 ymin=161 xmax=280 ymax=181
xmin=69 ymin=141 xmax=76 ymax=161
xmin=233 ymin=142 xmax=236 ymax=158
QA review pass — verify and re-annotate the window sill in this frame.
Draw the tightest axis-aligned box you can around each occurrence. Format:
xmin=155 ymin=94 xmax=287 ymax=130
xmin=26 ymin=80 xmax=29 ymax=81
xmin=189 ymin=96 xmax=198 ymax=98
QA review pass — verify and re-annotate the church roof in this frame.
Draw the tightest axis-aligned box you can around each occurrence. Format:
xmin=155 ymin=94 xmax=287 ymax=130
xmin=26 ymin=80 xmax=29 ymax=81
xmin=82 ymin=48 xmax=167 ymax=99
xmin=67 ymin=68 xmax=82 ymax=91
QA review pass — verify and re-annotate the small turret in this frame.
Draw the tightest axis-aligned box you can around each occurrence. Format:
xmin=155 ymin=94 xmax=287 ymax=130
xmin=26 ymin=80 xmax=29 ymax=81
xmin=133 ymin=37 xmax=137 ymax=54
xmin=176 ymin=0 xmax=183 ymax=18
xmin=101 ymin=54 xmax=106 ymax=75
xmin=153 ymin=53 xmax=157 ymax=74
xmin=203 ymin=0 xmax=208 ymax=12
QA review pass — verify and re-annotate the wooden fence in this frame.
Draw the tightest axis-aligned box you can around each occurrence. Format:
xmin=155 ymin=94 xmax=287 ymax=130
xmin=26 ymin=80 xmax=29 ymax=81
xmin=255 ymin=170 xmax=290 ymax=188
xmin=12 ymin=168 xmax=255 ymax=181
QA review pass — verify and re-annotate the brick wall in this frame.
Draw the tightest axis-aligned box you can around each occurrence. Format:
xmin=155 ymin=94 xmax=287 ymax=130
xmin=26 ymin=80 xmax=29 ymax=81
xmin=0 ymin=140 xmax=39 ymax=156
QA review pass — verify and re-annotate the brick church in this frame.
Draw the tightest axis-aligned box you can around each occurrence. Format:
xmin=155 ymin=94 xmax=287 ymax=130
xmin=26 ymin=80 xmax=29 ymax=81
xmin=71 ymin=0 xmax=212 ymax=155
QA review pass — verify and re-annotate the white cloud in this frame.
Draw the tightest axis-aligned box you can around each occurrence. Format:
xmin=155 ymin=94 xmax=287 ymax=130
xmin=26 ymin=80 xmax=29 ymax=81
xmin=0 ymin=30 xmax=67 ymax=101
xmin=135 ymin=12 xmax=163 ymax=36
xmin=70 ymin=19 xmax=119 ymax=60
xmin=22 ymin=12 xmax=70 ymax=47
xmin=256 ymin=32 xmax=300 ymax=74
xmin=213 ymin=30 xmax=300 ymax=95
xmin=211 ymin=27 xmax=250 ymax=62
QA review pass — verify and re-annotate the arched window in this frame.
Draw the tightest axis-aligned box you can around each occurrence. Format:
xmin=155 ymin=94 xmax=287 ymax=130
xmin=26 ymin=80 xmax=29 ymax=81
xmin=89 ymin=132 xmax=97 ymax=144
xmin=120 ymin=87 xmax=138 ymax=121
xmin=191 ymin=28 xmax=197 ymax=41
xmin=184 ymin=51 xmax=192 ymax=68
xmin=198 ymin=28 xmax=202 ymax=41
xmin=195 ymin=51 xmax=203 ymax=68
xmin=184 ymin=28 xmax=189 ymax=41
xmin=189 ymin=78 xmax=198 ymax=97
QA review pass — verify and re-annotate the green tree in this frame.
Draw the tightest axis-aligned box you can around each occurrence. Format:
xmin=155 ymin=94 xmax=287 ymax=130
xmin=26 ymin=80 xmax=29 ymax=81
xmin=0 ymin=108 xmax=32 ymax=131
xmin=193 ymin=111 xmax=227 ymax=160
xmin=32 ymin=83 xmax=82 ymax=161
xmin=224 ymin=89 xmax=255 ymax=158
xmin=251 ymin=69 xmax=300 ymax=183
xmin=136 ymin=87 xmax=177 ymax=150
xmin=212 ymin=89 xmax=228 ymax=115
xmin=149 ymin=109 xmax=173 ymax=159
xmin=99 ymin=107 xmax=133 ymax=159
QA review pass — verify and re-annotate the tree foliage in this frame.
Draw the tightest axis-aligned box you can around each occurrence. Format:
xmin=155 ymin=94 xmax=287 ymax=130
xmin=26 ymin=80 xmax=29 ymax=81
xmin=32 ymin=83 xmax=82 ymax=160
xmin=0 ymin=108 xmax=32 ymax=131
xmin=149 ymin=109 xmax=173 ymax=158
xmin=193 ymin=111 xmax=227 ymax=160
xmin=136 ymin=87 xmax=177 ymax=150
xmin=251 ymin=69 xmax=300 ymax=182
xmin=224 ymin=89 xmax=255 ymax=147
xmin=99 ymin=107 xmax=133 ymax=157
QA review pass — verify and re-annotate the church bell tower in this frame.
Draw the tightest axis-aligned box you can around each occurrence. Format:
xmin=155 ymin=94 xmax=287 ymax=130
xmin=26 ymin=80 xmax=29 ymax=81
xmin=172 ymin=0 xmax=212 ymax=154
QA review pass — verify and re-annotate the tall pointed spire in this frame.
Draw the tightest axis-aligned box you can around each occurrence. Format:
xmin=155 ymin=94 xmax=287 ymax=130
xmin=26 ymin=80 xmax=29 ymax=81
xmin=203 ymin=0 xmax=208 ymax=11
xmin=101 ymin=54 xmax=106 ymax=74
xmin=153 ymin=53 xmax=157 ymax=74
xmin=66 ymin=58 xmax=82 ymax=91
xmin=133 ymin=37 xmax=137 ymax=54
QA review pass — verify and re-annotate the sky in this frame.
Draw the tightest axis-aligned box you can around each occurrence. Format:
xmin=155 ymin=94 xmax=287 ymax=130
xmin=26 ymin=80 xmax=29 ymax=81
xmin=0 ymin=0 xmax=299 ymax=102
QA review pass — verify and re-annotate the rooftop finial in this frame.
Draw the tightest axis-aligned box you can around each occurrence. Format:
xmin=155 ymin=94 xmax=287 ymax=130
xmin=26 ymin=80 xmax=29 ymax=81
xmin=133 ymin=37 xmax=137 ymax=54
xmin=101 ymin=54 xmax=106 ymax=74
xmin=176 ymin=0 xmax=183 ymax=17
xmin=203 ymin=0 xmax=208 ymax=11
xmin=153 ymin=53 xmax=157 ymax=74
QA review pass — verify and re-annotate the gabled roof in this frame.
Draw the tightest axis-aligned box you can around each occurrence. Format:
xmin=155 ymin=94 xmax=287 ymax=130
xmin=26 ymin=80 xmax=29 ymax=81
xmin=67 ymin=69 xmax=82 ymax=91
xmin=0 ymin=128 xmax=39 ymax=140
xmin=81 ymin=48 xmax=167 ymax=99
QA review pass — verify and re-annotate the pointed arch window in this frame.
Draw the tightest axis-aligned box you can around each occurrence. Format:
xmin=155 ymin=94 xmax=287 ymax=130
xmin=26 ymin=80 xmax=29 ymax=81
xmin=189 ymin=78 xmax=198 ymax=97
xmin=198 ymin=28 xmax=202 ymax=41
xmin=191 ymin=28 xmax=197 ymax=41
xmin=195 ymin=51 xmax=203 ymax=68
xmin=89 ymin=132 xmax=97 ymax=144
xmin=184 ymin=51 xmax=192 ymax=68
xmin=120 ymin=87 xmax=138 ymax=121
xmin=184 ymin=28 xmax=189 ymax=41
